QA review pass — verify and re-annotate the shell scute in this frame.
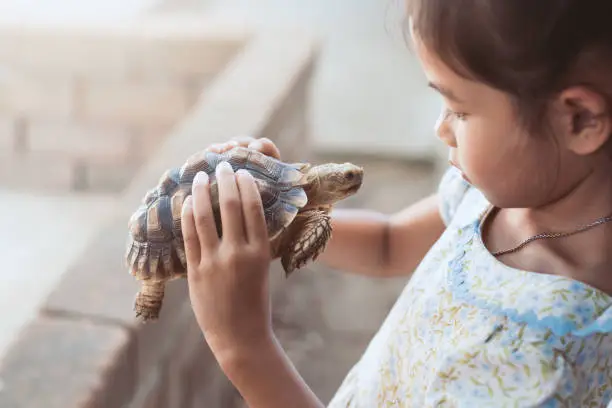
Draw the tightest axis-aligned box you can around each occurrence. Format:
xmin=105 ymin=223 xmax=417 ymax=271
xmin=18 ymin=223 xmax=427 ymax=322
xmin=180 ymin=151 xmax=217 ymax=183
xmin=158 ymin=168 xmax=180 ymax=196
xmin=263 ymin=200 xmax=301 ymax=239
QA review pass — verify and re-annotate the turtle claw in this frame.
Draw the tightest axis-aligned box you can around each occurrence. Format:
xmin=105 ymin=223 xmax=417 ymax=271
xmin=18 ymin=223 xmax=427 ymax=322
xmin=281 ymin=210 xmax=332 ymax=275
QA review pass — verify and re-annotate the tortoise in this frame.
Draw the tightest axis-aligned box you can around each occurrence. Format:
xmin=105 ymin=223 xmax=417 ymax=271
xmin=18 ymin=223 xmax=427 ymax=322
xmin=125 ymin=146 xmax=364 ymax=321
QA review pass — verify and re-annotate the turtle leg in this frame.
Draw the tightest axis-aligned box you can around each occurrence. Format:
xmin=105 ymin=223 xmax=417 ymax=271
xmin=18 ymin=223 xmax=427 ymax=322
xmin=280 ymin=209 xmax=332 ymax=275
xmin=134 ymin=280 xmax=166 ymax=322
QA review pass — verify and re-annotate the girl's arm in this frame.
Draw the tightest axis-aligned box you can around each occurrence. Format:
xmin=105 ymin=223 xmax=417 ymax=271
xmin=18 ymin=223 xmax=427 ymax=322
xmin=318 ymin=193 xmax=445 ymax=277
xmin=182 ymin=163 xmax=324 ymax=408
xmin=219 ymin=197 xmax=444 ymax=407
xmin=220 ymin=336 xmax=325 ymax=408
xmin=206 ymin=136 xmax=446 ymax=278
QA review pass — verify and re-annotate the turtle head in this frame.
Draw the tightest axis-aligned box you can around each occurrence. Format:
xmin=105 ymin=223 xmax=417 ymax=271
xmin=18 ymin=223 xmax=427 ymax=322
xmin=306 ymin=162 xmax=364 ymax=204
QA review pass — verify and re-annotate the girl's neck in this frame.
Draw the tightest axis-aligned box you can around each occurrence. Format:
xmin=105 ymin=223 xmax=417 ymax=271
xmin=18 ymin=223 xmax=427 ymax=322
xmin=488 ymin=160 xmax=612 ymax=293
xmin=523 ymin=162 xmax=612 ymax=232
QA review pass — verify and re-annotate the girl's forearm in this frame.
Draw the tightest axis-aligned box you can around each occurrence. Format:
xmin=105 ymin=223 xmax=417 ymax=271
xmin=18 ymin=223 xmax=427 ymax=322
xmin=318 ymin=194 xmax=444 ymax=277
xmin=316 ymin=208 xmax=391 ymax=276
xmin=219 ymin=335 xmax=325 ymax=408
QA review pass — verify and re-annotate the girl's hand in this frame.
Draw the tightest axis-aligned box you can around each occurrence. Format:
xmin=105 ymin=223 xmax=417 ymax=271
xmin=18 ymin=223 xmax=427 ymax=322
xmin=182 ymin=141 xmax=326 ymax=408
xmin=206 ymin=135 xmax=281 ymax=160
xmin=181 ymin=160 xmax=273 ymax=364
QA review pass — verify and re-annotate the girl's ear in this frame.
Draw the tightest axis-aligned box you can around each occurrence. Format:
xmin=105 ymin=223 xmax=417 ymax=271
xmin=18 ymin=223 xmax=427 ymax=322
xmin=557 ymin=86 xmax=612 ymax=155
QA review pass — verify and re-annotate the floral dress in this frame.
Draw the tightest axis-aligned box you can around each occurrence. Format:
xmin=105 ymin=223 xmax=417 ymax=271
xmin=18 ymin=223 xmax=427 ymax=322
xmin=327 ymin=166 xmax=612 ymax=407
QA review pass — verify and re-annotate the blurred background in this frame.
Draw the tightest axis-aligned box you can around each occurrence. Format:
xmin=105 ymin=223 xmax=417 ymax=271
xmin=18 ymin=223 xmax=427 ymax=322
xmin=0 ymin=0 xmax=446 ymax=407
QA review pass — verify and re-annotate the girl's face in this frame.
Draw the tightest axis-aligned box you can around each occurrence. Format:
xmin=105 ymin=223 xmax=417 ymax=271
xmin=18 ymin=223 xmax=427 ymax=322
xmin=413 ymin=38 xmax=596 ymax=210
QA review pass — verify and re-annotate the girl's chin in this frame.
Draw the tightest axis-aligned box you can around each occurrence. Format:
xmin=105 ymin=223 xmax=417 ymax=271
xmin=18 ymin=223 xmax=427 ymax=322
xmin=449 ymin=160 xmax=472 ymax=184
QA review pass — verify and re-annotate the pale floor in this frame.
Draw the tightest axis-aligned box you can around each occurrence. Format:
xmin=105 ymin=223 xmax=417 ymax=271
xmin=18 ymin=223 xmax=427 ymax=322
xmin=0 ymin=190 xmax=116 ymax=357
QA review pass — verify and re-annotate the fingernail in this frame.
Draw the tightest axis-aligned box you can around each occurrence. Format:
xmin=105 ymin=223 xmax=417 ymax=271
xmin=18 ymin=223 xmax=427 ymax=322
xmin=236 ymin=169 xmax=253 ymax=178
xmin=194 ymin=171 xmax=209 ymax=184
xmin=216 ymin=161 xmax=233 ymax=174
xmin=248 ymin=140 xmax=263 ymax=150
xmin=182 ymin=195 xmax=193 ymax=210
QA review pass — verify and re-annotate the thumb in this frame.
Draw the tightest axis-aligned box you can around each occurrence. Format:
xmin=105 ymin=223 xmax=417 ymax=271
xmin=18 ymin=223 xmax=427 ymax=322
xmin=248 ymin=137 xmax=281 ymax=160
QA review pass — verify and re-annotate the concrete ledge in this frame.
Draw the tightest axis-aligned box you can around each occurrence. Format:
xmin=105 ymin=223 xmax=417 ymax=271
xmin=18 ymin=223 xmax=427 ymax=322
xmin=0 ymin=22 xmax=319 ymax=408
xmin=0 ymin=317 xmax=135 ymax=408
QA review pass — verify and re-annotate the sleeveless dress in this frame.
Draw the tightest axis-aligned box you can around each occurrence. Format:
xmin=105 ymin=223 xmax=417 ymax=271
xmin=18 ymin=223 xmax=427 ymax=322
xmin=327 ymin=166 xmax=612 ymax=407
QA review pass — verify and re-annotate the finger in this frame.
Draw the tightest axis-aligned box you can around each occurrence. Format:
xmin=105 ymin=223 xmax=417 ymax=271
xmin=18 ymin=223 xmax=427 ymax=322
xmin=221 ymin=135 xmax=256 ymax=153
xmin=230 ymin=134 xmax=256 ymax=147
xmin=181 ymin=196 xmax=201 ymax=267
xmin=248 ymin=137 xmax=281 ymax=160
xmin=191 ymin=171 xmax=220 ymax=253
xmin=225 ymin=140 xmax=239 ymax=150
xmin=218 ymin=139 xmax=242 ymax=153
xmin=236 ymin=169 xmax=268 ymax=244
xmin=216 ymin=161 xmax=246 ymax=243
xmin=205 ymin=143 xmax=223 ymax=153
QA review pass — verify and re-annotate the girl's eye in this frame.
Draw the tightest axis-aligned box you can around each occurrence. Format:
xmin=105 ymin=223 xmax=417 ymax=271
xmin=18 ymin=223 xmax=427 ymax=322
xmin=451 ymin=111 xmax=468 ymax=121
xmin=442 ymin=108 xmax=468 ymax=122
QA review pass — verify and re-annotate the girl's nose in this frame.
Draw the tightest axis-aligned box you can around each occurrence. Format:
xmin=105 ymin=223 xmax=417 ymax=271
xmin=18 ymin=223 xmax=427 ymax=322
xmin=435 ymin=108 xmax=458 ymax=148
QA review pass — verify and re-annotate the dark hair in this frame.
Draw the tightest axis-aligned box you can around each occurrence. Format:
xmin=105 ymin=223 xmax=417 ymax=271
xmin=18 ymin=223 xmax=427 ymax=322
xmin=405 ymin=0 xmax=612 ymax=140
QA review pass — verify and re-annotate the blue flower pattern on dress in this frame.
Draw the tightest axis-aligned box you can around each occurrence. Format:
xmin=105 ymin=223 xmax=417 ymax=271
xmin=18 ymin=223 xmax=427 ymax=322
xmin=327 ymin=166 xmax=612 ymax=407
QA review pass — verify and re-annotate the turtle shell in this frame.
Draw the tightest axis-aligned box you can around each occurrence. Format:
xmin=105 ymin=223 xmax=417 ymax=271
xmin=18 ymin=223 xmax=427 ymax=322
xmin=125 ymin=146 xmax=309 ymax=281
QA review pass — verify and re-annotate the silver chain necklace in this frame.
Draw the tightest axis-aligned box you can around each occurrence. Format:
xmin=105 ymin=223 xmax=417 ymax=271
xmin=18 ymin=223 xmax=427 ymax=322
xmin=491 ymin=210 xmax=612 ymax=257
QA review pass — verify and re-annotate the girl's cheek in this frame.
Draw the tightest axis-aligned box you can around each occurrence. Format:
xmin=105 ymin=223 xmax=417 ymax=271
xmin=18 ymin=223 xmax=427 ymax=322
xmin=452 ymin=126 xmax=467 ymax=155
xmin=455 ymin=127 xmax=484 ymax=177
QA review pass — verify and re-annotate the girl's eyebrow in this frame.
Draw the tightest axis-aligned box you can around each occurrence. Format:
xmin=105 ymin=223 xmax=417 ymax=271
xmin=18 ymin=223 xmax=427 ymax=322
xmin=428 ymin=81 xmax=464 ymax=103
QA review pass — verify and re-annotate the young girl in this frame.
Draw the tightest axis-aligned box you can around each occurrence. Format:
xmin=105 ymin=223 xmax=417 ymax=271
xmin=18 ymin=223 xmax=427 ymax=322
xmin=180 ymin=0 xmax=612 ymax=406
